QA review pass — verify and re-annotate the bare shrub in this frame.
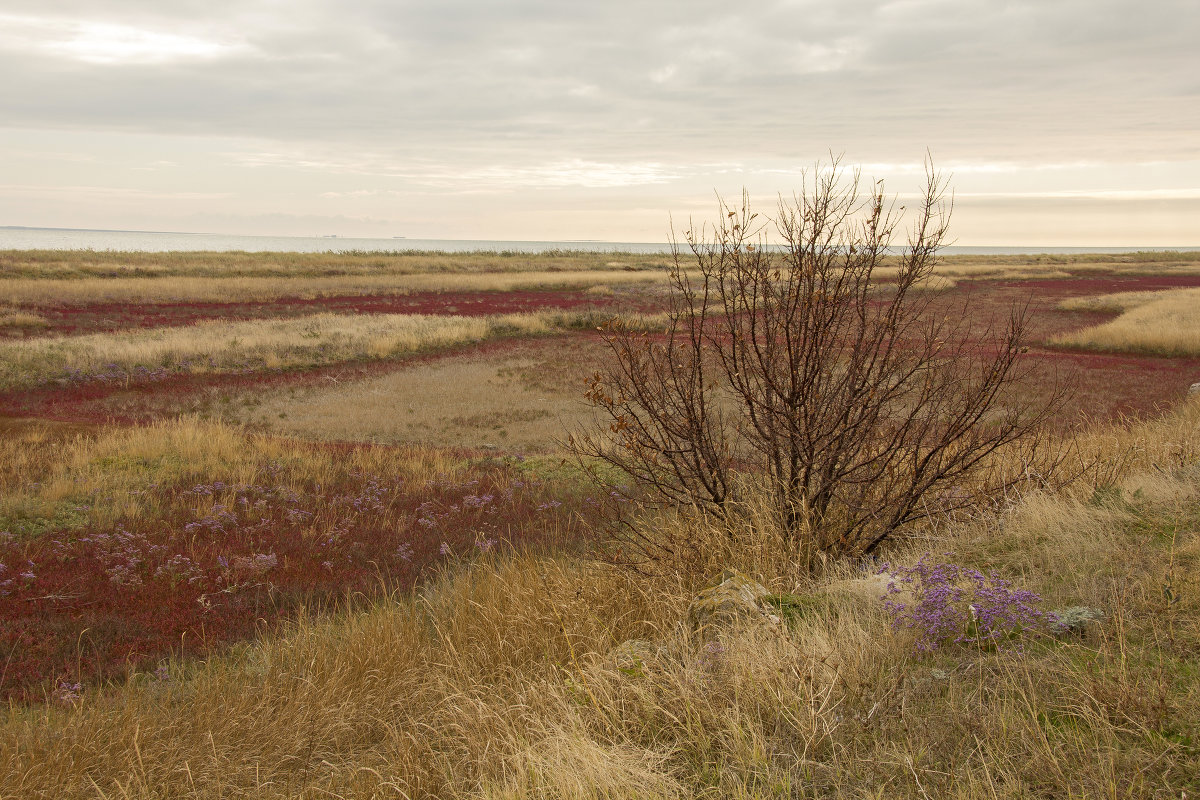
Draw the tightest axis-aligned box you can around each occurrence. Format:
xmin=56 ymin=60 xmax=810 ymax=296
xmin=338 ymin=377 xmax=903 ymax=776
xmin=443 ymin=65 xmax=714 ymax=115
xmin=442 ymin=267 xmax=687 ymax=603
xmin=571 ymin=159 xmax=1068 ymax=566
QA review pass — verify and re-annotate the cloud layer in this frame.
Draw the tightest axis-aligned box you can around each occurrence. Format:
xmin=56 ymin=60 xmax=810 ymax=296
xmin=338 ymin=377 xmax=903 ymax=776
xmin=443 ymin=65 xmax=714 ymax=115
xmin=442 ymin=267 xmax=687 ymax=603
xmin=1 ymin=0 xmax=1198 ymax=243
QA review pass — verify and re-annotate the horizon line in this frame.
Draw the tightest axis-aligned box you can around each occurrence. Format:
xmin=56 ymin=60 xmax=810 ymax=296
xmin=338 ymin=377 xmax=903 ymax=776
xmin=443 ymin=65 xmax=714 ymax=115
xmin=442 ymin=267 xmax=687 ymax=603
xmin=2 ymin=225 xmax=1198 ymax=253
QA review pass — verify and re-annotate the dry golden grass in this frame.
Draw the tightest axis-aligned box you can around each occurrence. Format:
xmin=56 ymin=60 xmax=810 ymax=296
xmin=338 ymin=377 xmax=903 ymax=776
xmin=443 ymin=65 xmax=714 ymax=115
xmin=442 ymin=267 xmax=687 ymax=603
xmin=0 ymin=310 xmax=666 ymax=390
xmin=3 ymin=250 xmax=1199 ymax=309
xmin=217 ymin=334 xmax=624 ymax=451
xmin=0 ymin=308 xmax=47 ymax=329
xmin=0 ymin=312 xmax=486 ymax=389
xmin=1057 ymin=288 xmax=1183 ymax=314
xmin=1065 ymin=395 xmax=1200 ymax=482
xmin=0 ymin=269 xmax=671 ymax=307
xmin=4 ymin=248 xmax=1197 ymax=281
xmin=0 ymin=417 xmax=470 ymax=534
xmin=1051 ymin=287 xmax=1200 ymax=356
xmin=1 ymin=400 xmax=1199 ymax=798
xmin=0 ymin=248 xmax=676 ymax=280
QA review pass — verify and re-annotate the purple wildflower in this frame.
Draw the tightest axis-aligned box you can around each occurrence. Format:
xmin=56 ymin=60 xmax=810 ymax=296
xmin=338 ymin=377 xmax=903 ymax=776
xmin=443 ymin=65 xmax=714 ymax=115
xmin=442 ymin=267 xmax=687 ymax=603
xmin=879 ymin=556 xmax=1049 ymax=653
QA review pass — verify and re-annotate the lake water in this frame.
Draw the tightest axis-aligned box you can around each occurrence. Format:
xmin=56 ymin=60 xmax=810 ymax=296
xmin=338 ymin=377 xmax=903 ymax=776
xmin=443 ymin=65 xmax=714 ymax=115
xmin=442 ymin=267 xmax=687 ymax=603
xmin=0 ymin=227 xmax=1195 ymax=255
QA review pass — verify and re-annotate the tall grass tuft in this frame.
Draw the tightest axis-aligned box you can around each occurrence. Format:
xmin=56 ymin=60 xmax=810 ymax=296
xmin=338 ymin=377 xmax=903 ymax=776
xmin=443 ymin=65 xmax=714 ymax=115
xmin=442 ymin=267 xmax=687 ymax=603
xmin=1053 ymin=287 xmax=1200 ymax=356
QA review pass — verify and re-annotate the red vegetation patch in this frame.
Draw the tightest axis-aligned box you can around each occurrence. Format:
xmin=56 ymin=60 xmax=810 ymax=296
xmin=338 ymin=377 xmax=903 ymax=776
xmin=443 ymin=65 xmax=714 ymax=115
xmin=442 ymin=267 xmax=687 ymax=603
xmin=988 ymin=274 xmax=1200 ymax=296
xmin=0 ymin=456 xmax=608 ymax=702
xmin=8 ymin=290 xmax=613 ymax=337
xmin=0 ymin=333 xmax=606 ymax=426
xmin=1022 ymin=348 xmax=1200 ymax=420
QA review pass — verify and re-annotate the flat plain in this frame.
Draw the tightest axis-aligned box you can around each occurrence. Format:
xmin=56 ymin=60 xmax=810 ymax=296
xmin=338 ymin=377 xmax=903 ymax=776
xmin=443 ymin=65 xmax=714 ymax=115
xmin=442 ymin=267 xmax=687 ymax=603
xmin=2 ymin=248 xmax=1199 ymax=798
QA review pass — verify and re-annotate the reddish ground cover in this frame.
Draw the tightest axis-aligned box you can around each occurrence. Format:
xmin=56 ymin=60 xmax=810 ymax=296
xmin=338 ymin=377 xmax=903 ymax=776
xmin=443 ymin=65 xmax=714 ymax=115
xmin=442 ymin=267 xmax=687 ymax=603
xmin=0 ymin=454 xmax=605 ymax=701
xmin=0 ymin=332 xmax=607 ymax=426
xmin=988 ymin=273 xmax=1200 ymax=295
xmin=946 ymin=275 xmax=1200 ymax=341
xmin=5 ymin=289 xmax=616 ymax=337
xmin=3 ymin=273 xmax=1198 ymax=701
xmin=3 ymin=275 xmax=1199 ymax=427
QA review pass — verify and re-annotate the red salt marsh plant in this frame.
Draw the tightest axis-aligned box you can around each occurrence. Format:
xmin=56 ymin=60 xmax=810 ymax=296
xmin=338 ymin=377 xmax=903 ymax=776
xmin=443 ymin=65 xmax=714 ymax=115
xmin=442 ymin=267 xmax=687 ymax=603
xmin=17 ymin=288 xmax=632 ymax=337
xmin=0 ymin=421 xmax=610 ymax=700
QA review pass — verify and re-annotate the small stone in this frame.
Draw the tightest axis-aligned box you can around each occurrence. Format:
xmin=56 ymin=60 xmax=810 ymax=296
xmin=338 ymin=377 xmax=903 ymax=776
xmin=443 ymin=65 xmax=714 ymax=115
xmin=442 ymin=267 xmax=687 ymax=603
xmin=686 ymin=568 xmax=779 ymax=636
xmin=610 ymin=639 xmax=660 ymax=674
xmin=1049 ymin=605 xmax=1104 ymax=636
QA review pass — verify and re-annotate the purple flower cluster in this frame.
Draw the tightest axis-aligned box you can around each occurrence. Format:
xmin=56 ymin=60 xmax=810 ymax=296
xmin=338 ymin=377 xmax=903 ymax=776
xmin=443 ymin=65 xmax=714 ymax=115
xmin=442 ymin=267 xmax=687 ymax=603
xmin=74 ymin=525 xmax=165 ymax=587
xmin=154 ymin=553 xmax=205 ymax=587
xmin=183 ymin=481 xmax=306 ymax=538
xmin=461 ymin=493 xmax=496 ymax=510
xmin=211 ymin=551 xmax=279 ymax=592
xmin=331 ymin=477 xmax=392 ymax=517
xmin=55 ymin=680 xmax=82 ymax=704
xmin=879 ymin=556 xmax=1052 ymax=653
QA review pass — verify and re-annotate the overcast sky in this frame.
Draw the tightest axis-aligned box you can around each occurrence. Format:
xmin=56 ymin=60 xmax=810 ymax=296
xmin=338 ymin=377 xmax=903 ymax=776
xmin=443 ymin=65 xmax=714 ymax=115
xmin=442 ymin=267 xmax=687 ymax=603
xmin=1 ymin=0 xmax=1198 ymax=244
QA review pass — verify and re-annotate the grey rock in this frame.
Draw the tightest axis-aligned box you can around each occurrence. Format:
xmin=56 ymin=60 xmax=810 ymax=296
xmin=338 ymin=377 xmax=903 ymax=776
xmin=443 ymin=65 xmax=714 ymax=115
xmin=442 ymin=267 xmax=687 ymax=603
xmin=686 ymin=568 xmax=780 ymax=636
xmin=609 ymin=639 xmax=660 ymax=674
xmin=1049 ymin=605 xmax=1104 ymax=636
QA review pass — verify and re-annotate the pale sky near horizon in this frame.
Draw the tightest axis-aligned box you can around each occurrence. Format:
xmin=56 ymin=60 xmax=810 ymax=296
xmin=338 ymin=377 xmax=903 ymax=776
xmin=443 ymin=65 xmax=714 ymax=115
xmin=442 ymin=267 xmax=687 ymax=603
xmin=1 ymin=0 xmax=1198 ymax=245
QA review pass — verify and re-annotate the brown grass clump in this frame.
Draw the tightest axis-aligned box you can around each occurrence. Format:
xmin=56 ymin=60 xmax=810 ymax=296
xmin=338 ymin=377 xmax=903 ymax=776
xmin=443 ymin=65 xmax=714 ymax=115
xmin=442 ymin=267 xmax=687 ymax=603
xmin=1052 ymin=287 xmax=1200 ymax=356
xmin=2 ymin=399 xmax=1199 ymax=797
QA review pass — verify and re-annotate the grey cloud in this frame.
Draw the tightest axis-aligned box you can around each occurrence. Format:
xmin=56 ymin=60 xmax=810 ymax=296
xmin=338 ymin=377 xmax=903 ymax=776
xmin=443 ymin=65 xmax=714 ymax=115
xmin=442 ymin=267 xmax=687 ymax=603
xmin=1 ymin=0 xmax=1198 ymax=197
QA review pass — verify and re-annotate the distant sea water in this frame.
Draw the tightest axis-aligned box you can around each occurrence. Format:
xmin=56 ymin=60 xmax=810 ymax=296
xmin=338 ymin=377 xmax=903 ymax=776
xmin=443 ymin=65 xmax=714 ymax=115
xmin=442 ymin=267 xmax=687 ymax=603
xmin=1 ymin=226 xmax=1196 ymax=255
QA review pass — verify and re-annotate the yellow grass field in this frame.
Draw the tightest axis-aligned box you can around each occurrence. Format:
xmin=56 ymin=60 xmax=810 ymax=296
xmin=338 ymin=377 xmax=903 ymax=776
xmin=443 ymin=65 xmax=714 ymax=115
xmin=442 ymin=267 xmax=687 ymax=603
xmin=3 ymin=247 xmax=1199 ymax=280
xmin=0 ymin=308 xmax=48 ymax=329
xmin=0 ymin=311 xmax=597 ymax=390
xmin=0 ymin=417 xmax=471 ymax=532
xmin=0 ymin=269 xmax=671 ymax=307
xmin=2 ymin=400 xmax=1198 ymax=798
xmin=1053 ymin=286 xmax=1200 ymax=356
xmin=3 ymin=248 xmax=1200 ymax=797
xmin=0 ymin=308 xmax=667 ymax=391
xmin=3 ymin=249 xmax=1199 ymax=308
xmin=239 ymin=354 xmax=593 ymax=451
xmin=0 ymin=248 xmax=675 ymax=279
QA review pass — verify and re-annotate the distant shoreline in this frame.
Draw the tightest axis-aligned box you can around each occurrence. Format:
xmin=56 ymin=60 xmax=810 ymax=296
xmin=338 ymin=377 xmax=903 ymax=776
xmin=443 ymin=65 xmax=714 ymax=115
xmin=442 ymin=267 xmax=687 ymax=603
xmin=1 ymin=226 xmax=1197 ymax=256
